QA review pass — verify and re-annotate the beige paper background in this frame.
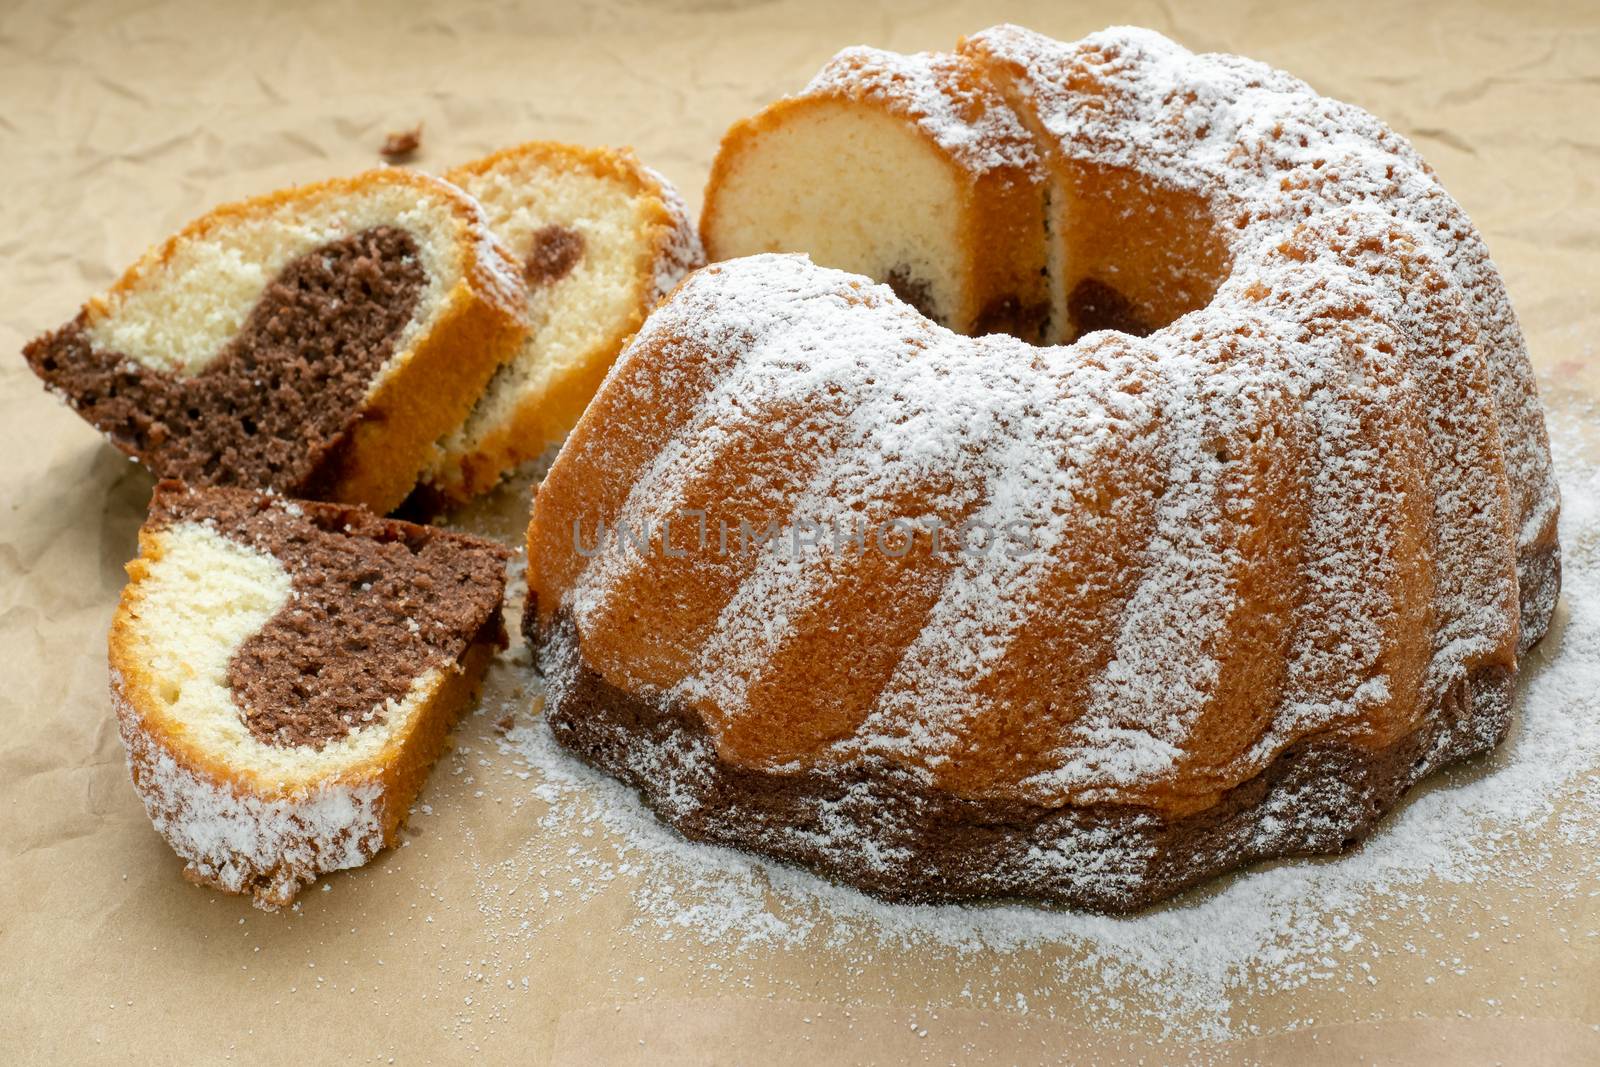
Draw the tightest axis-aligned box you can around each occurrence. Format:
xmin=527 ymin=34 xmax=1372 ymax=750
xmin=2 ymin=0 xmax=1598 ymax=1062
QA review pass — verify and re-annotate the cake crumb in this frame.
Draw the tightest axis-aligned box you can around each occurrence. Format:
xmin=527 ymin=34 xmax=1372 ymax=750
xmin=379 ymin=125 xmax=422 ymax=162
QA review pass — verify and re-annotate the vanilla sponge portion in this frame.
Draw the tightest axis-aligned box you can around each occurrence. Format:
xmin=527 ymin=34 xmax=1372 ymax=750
xmin=705 ymin=98 xmax=970 ymax=325
xmin=419 ymin=142 xmax=705 ymax=506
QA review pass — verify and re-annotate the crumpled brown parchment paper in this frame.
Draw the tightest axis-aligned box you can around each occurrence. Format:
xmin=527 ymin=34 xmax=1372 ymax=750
xmin=2 ymin=0 xmax=1598 ymax=1062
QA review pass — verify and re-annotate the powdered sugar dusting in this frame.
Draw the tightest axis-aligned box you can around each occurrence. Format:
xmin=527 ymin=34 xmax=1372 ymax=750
xmin=478 ymin=408 xmax=1597 ymax=1040
xmin=114 ymin=669 xmax=386 ymax=910
xmin=639 ymin=164 xmax=707 ymax=306
xmin=552 ymin=222 xmax=1527 ymax=817
xmin=804 ymin=46 xmax=1042 ymax=175
xmin=965 ymin=23 xmax=1558 ymax=569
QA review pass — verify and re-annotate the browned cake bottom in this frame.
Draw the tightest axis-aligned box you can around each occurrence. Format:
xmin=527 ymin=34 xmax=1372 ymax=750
xmin=529 ymin=547 xmax=1558 ymax=914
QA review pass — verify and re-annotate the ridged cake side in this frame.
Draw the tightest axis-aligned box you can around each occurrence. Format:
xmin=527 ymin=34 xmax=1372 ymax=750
xmin=960 ymin=24 xmax=1558 ymax=646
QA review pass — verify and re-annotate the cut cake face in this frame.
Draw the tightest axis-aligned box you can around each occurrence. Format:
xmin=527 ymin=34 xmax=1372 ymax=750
xmin=24 ymin=169 xmax=529 ymax=514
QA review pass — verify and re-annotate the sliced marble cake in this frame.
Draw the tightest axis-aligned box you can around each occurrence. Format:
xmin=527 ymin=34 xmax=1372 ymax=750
xmin=110 ymin=482 xmax=509 ymax=908
xmin=24 ymin=170 xmax=528 ymax=514
xmin=414 ymin=141 xmax=704 ymax=509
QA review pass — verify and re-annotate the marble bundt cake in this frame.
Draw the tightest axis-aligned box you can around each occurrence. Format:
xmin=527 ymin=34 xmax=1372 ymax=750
xmin=112 ymin=482 xmax=509 ymax=908
xmin=23 ymin=170 xmax=528 ymax=514
xmin=525 ymin=26 xmax=1562 ymax=911
xmin=415 ymin=142 xmax=704 ymax=509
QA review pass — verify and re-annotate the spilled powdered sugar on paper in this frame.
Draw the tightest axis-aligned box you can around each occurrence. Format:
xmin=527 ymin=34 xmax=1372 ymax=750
xmin=462 ymin=405 xmax=1598 ymax=1040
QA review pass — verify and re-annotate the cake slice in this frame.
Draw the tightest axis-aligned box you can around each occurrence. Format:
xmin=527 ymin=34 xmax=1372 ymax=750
xmin=110 ymin=482 xmax=510 ymax=908
xmin=24 ymin=170 xmax=529 ymax=515
xmin=413 ymin=142 xmax=704 ymax=508
xmin=700 ymin=47 xmax=1050 ymax=341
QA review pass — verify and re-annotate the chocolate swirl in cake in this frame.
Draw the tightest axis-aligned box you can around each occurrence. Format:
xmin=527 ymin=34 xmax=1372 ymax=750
xmin=147 ymin=485 xmax=508 ymax=749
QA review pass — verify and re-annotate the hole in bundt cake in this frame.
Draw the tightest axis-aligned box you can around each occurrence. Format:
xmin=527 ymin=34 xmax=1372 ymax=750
xmin=699 ymin=57 xmax=1238 ymax=354
xmin=973 ymin=292 xmax=1052 ymax=341
xmin=1056 ymin=163 xmax=1232 ymax=342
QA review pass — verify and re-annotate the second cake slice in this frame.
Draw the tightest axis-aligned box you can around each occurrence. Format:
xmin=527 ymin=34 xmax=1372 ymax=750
xmin=414 ymin=142 xmax=705 ymax=508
